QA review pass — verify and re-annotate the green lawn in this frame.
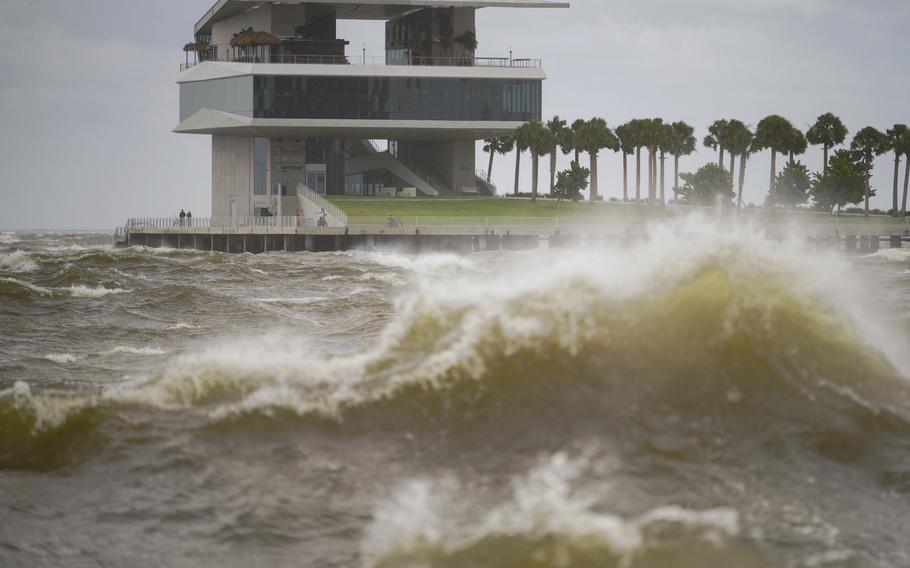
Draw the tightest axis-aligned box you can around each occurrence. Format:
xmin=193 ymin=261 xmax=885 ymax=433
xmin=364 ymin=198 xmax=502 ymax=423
xmin=327 ymin=196 xmax=666 ymax=219
xmin=327 ymin=196 xmax=910 ymax=228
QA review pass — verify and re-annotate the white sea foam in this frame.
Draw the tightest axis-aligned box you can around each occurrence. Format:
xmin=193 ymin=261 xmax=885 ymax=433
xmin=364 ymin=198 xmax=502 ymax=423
xmin=43 ymin=353 xmax=82 ymax=365
xmin=0 ymin=232 xmax=20 ymax=244
xmin=104 ymin=346 xmax=167 ymax=356
xmin=0 ymin=250 xmax=39 ymax=273
xmin=357 ymin=272 xmax=408 ymax=286
xmin=362 ymin=452 xmax=740 ymax=565
xmin=253 ymin=297 xmax=329 ymax=306
xmin=361 ymin=251 xmax=476 ymax=274
xmin=66 ymin=285 xmax=130 ymax=298
xmin=868 ymin=248 xmax=910 ymax=263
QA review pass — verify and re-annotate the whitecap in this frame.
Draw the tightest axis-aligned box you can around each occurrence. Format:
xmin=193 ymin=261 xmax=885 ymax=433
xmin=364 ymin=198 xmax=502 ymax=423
xmin=43 ymin=353 xmax=81 ymax=365
xmin=104 ymin=346 xmax=167 ymax=356
xmin=66 ymin=285 xmax=131 ymax=298
xmin=0 ymin=250 xmax=39 ymax=273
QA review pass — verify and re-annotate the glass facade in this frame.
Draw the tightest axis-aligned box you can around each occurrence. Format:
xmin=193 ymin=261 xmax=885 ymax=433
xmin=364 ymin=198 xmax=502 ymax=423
xmin=253 ymin=138 xmax=269 ymax=195
xmin=181 ymin=75 xmax=541 ymax=122
xmin=179 ymin=76 xmax=254 ymax=121
xmin=253 ymin=76 xmax=540 ymax=121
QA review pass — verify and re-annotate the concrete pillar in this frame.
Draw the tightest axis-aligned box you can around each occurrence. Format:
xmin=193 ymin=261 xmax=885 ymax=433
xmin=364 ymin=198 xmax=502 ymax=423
xmin=891 ymin=235 xmax=902 ymax=249
xmin=845 ymin=235 xmax=856 ymax=252
xmin=367 ymin=235 xmax=375 ymax=250
xmin=870 ymin=236 xmax=880 ymax=252
xmin=859 ymin=235 xmax=870 ymax=252
xmin=305 ymin=235 xmax=315 ymax=252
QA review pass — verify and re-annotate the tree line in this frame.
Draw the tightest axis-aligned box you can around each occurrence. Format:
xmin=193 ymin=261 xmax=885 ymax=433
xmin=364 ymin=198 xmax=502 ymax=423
xmin=482 ymin=114 xmax=910 ymax=216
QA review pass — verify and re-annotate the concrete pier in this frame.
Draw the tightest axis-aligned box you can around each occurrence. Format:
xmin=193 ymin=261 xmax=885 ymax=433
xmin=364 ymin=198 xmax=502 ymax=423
xmin=121 ymin=222 xmax=909 ymax=255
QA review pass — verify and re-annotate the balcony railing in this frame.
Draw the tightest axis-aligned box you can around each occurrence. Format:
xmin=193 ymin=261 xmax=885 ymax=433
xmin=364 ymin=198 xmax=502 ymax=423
xmin=180 ymin=54 xmax=541 ymax=72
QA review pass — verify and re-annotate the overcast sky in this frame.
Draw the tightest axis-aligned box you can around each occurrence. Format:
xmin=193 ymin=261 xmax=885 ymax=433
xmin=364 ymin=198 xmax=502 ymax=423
xmin=1 ymin=0 xmax=908 ymax=229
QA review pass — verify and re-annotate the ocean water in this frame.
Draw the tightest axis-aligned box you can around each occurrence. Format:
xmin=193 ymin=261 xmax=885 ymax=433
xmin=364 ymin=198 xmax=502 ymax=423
xmin=1 ymin=220 xmax=910 ymax=568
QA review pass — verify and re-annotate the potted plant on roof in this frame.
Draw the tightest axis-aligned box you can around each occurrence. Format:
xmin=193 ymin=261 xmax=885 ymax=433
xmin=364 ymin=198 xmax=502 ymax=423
xmin=230 ymin=29 xmax=281 ymax=63
xmin=453 ymin=30 xmax=477 ymax=65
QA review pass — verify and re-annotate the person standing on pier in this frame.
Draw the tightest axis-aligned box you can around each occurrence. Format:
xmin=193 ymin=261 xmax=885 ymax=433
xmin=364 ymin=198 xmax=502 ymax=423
xmin=179 ymin=209 xmax=186 ymax=227
xmin=186 ymin=211 xmax=192 ymax=227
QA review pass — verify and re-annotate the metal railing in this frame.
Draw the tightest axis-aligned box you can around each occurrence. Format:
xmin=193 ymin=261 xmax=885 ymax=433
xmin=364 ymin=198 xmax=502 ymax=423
xmin=123 ymin=216 xmax=320 ymax=230
xmin=345 ymin=216 xmax=622 ymax=228
xmin=295 ymin=186 xmax=349 ymax=226
xmin=181 ymin=54 xmax=541 ymax=70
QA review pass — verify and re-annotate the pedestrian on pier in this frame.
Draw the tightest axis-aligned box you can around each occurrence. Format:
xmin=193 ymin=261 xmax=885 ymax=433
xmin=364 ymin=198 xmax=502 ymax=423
xmin=186 ymin=211 xmax=192 ymax=227
xmin=179 ymin=209 xmax=186 ymax=227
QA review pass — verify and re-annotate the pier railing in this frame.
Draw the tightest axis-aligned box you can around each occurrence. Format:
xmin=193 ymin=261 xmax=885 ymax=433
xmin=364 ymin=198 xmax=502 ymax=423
xmin=181 ymin=54 xmax=541 ymax=71
xmin=124 ymin=216 xmax=317 ymax=230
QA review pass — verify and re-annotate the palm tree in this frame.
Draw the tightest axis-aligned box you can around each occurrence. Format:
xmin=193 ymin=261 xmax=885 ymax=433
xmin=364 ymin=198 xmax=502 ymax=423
xmin=668 ymin=121 xmax=696 ymax=201
xmin=753 ymin=115 xmax=796 ymax=196
xmin=851 ymin=126 xmax=891 ymax=216
xmin=625 ymin=119 xmax=647 ymax=203
xmin=615 ymin=122 xmax=637 ymax=202
xmin=704 ymin=119 xmax=730 ymax=166
xmin=806 ymin=113 xmax=848 ymax=172
xmin=785 ymin=128 xmax=808 ymax=163
xmin=899 ymin=131 xmax=910 ymax=216
xmin=639 ymin=118 xmax=663 ymax=204
xmin=482 ymin=136 xmax=514 ymax=183
xmin=724 ymin=121 xmax=754 ymax=209
xmin=577 ymin=118 xmax=620 ymax=202
xmin=524 ymin=120 xmax=556 ymax=202
xmin=569 ymin=119 xmax=586 ymax=164
xmin=656 ymin=123 xmax=676 ymax=205
xmin=513 ymin=123 xmax=532 ymax=196
xmin=886 ymin=125 xmax=908 ymax=215
xmin=546 ymin=116 xmax=568 ymax=195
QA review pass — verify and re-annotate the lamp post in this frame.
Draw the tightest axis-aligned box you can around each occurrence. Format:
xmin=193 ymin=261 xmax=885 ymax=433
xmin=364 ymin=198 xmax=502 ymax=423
xmin=509 ymin=45 xmax=513 ymax=66
xmin=362 ymin=42 xmax=366 ymax=65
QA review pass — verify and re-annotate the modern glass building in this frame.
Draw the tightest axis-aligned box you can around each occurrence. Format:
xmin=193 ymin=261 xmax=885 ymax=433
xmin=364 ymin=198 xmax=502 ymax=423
xmin=175 ymin=0 xmax=568 ymax=219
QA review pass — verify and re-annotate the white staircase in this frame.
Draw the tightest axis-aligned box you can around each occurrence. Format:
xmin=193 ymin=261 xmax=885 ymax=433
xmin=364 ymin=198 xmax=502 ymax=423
xmin=346 ymin=152 xmax=442 ymax=196
xmin=296 ymin=185 xmax=348 ymax=227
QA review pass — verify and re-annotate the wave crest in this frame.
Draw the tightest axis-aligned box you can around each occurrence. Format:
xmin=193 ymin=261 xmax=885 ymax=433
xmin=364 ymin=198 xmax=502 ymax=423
xmin=362 ymin=453 xmax=767 ymax=568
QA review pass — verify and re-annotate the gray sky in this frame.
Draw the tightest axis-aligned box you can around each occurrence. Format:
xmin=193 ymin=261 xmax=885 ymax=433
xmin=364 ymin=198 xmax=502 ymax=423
xmin=1 ymin=0 xmax=908 ymax=229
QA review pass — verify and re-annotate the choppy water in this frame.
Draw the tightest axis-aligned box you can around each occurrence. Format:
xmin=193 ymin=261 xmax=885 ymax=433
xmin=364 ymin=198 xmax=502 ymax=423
xmin=2 ymin=221 xmax=910 ymax=568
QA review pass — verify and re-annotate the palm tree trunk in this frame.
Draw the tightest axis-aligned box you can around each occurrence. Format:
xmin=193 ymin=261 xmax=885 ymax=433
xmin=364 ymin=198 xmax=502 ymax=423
xmin=864 ymin=159 xmax=871 ymax=216
xmin=823 ymin=144 xmax=829 ymax=173
xmin=622 ymin=153 xmax=629 ymax=202
xmin=902 ymin=156 xmax=910 ymax=216
xmin=893 ymin=152 xmax=901 ymax=216
xmin=718 ymin=146 xmax=724 ymax=167
xmin=487 ymin=151 xmax=495 ymax=182
xmin=769 ymin=149 xmax=777 ymax=195
xmin=659 ymin=151 xmax=666 ymax=205
xmin=789 ymin=151 xmax=794 ymax=163
xmin=531 ymin=153 xmax=539 ymax=202
xmin=647 ymin=148 xmax=654 ymax=204
xmin=738 ymin=153 xmax=747 ymax=209
xmin=514 ymin=149 xmax=521 ymax=196
xmin=590 ymin=151 xmax=599 ymax=202
xmin=574 ymin=148 xmax=579 ymax=165
xmin=550 ymin=149 xmax=557 ymax=195
xmin=635 ymin=147 xmax=642 ymax=203
xmin=651 ymin=150 xmax=657 ymax=204
xmin=730 ymin=153 xmax=736 ymax=198
xmin=673 ymin=155 xmax=680 ymax=200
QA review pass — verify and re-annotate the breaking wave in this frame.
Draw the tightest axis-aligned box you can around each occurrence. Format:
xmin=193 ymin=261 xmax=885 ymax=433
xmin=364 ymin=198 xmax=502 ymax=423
xmin=362 ymin=453 xmax=767 ymax=568
xmin=0 ymin=278 xmax=130 ymax=300
xmin=0 ymin=250 xmax=39 ymax=273
xmin=4 ymin=219 xmax=910 ymax=473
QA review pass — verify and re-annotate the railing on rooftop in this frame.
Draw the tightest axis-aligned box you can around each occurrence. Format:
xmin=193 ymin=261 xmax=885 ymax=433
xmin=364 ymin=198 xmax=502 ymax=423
xmin=180 ymin=54 xmax=541 ymax=72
